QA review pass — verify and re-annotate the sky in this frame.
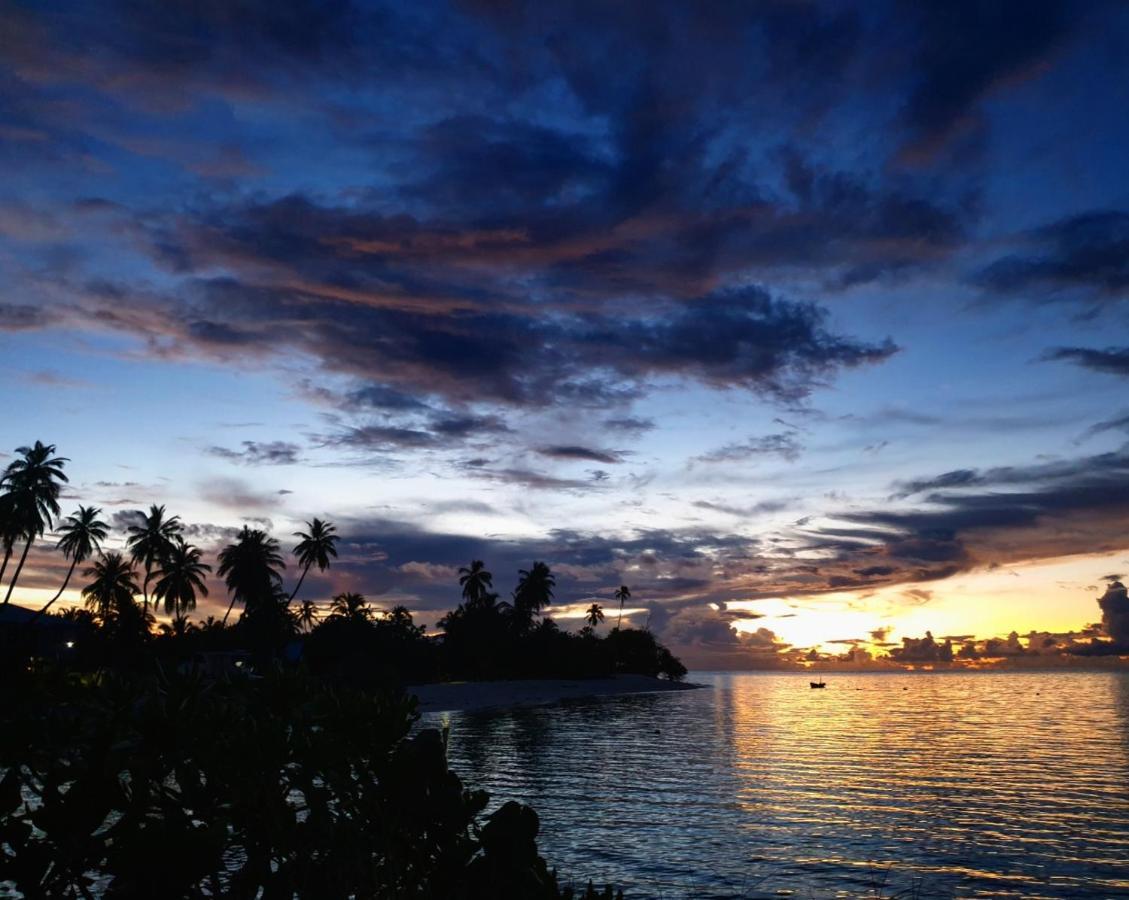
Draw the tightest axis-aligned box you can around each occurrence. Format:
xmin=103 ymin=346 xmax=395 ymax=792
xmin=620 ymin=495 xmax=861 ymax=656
xmin=2 ymin=0 xmax=1129 ymax=669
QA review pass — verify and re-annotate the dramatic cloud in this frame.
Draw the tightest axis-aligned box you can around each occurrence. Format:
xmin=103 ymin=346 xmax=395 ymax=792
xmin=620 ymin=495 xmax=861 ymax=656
xmin=796 ymin=449 xmax=1129 ymax=593
xmin=888 ymin=631 xmax=953 ymax=664
xmin=1098 ymin=580 xmax=1129 ymax=647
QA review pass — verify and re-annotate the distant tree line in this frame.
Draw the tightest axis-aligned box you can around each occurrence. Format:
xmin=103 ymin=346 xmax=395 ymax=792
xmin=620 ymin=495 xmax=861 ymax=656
xmin=0 ymin=441 xmax=686 ymax=683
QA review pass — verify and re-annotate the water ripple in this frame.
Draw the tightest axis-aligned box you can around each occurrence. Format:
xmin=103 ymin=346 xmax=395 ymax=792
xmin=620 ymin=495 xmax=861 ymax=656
xmin=423 ymin=671 xmax=1129 ymax=898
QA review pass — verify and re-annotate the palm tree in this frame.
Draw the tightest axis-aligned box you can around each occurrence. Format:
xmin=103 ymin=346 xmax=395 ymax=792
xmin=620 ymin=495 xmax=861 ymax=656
xmin=153 ymin=538 xmax=211 ymax=625
xmin=0 ymin=491 xmax=21 ymax=588
xmin=614 ymin=584 xmax=631 ymax=630
xmin=31 ymin=506 xmax=109 ymax=621
xmin=458 ymin=560 xmax=493 ymax=606
xmin=126 ymin=505 xmax=183 ymax=612
xmin=585 ymin=602 xmax=605 ymax=628
xmin=1 ymin=441 xmax=69 ymax=605
xmin=513 ymin=561 xmax=555 ymax=629
xmin=82 ymin=552 xmax=141 ymax=623
xmin=296 ymin=599 xmax=320 ymax=632
xmin=329 ymin=591 xmax=371 ymax=622
xmin=217 ymin=527 xmax=285 ymax=624
xmin=290 ymin=518 xmax=338 ymax=603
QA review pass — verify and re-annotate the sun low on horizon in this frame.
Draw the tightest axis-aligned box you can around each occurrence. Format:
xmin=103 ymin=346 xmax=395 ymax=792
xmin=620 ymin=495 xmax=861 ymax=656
xmin=2 ymin=0 xmax=1129 ymax=671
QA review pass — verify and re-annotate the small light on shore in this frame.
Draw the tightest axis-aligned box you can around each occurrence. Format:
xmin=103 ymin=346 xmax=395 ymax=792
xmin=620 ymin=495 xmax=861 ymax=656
xmin=65 ymin=641 xmax=75 ymax=649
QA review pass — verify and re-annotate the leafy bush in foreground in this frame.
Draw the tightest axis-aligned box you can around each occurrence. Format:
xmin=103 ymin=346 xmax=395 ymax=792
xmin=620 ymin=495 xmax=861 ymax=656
xmin=0 ymin=667 xmax=621 ymax=899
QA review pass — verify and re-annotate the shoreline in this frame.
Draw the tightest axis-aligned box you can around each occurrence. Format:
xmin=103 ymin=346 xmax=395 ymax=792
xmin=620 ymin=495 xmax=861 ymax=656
xmin=411 ymin=674 xmax=702 ymax=713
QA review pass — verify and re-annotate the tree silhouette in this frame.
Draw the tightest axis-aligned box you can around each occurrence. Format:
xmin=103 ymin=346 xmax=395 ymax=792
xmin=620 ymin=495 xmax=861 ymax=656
xmin=217 ymin=527 xmax=285 ymax=624
xmin=0 ymin=492 xmax=21 ymax=589
xmin=290 ymin=517 xmax=338 ymax=603
xmin=1 ymin=441 xmax=69 ymax=606
xmin=82 ymin=552 xmax=141 ymax=624
xmin=32 ymin=506 xmax=108 ymax=621
xmin=296 ymin=599 xmax=320 ymax=632
xmin=153 ymin=538 xmax=211 ymax=625
xmin=512 ymin=562 xmax=555 ymax=632
xmin=614 ymin=585 xmax=631 ymax=630
xmin=585 ymin=603 xmax=605 ymax=628
xmin=126 ymin=504 xmax=183 ymax=612
xmin=329 ymin=591 xmax=372 ymax=622
xmin=458 ymin=560 xmax=494 ymax=608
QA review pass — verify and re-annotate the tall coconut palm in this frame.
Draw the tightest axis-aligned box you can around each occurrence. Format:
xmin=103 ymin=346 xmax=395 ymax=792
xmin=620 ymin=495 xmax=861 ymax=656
xmin=290 ymin=518 xmax=338 ymax=603
xmin=0 ymin=491 xmax=21 ymax=589
xmin=329 ymin=591 xmax=371 ymax=622
xmin=585 ymin=602 xmax=605 ymax=628
xmin=614 ymin=584 xmax=631 ymax=630
xmin=458 ymin=559 xmax=493 ymax=606
xmin=31 ymin=506 xmax=109 ymax=621
xmin=217 ymin=527 xmax=285 ymax=624
xmin=513 ymin=561 xmax=555 ymax=629
xmin=126 ymin=505 xmax=183 ymax=612
xmin=1 ymin=441 xmax=69 ymax=605
xmin=153 ymin=538 xmax=211 ymax=625
xmin=82 ymin=552 xmax=141 ymax=623
xmin=295 ymin=599 xmax=320 ymax=633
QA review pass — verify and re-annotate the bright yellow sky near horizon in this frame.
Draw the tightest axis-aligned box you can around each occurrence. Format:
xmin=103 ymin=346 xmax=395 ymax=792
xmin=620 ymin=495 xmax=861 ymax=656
xmin=726 ymin=550 xmax=1126 ymax=652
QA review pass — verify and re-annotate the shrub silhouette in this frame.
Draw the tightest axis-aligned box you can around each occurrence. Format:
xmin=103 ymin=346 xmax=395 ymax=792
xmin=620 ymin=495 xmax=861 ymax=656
xmin=0 ymin=667 xmax=621 ymax=899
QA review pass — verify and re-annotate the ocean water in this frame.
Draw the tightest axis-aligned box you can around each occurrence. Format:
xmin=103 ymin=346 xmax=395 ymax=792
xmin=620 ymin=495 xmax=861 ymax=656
xmin=423 ymin=671 xmax=1129 ymax=898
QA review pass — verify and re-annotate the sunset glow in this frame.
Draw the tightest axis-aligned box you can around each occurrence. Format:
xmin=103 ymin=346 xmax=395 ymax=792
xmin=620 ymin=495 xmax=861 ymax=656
xmin=2 ymin=0 xmax=1128 ymax=670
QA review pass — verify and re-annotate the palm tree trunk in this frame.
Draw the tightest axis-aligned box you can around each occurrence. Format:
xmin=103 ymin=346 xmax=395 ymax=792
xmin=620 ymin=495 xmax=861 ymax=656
xmin=617 ymin=599 xmax=624 ymax=630
xmin=0 ymin=542 xmax=13 ymax=592
xmin=28 ymin=556 xmax=78 ymax=623
xmin=2 ymin=536 xmax=34 ymax=606
xmin=141 ymin=566 xmax=151 ymax=613
xmin=222 ymin=594 xmax=238 ymax=626
xmin=289 ymin=562 xmax=312 ymax=604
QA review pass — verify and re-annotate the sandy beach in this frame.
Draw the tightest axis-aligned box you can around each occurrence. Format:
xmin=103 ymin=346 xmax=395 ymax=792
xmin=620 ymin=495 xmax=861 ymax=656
xmin=411 ymin=674 xmax=701 ymax=713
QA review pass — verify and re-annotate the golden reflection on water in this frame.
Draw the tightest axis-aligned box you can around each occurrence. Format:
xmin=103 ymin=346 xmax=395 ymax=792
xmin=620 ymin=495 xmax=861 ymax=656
xmin=433 ymin=672 xmax=1129 ymax=898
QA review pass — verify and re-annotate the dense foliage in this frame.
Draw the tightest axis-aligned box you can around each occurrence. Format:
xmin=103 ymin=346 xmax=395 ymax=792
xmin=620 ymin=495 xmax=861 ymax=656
xmin=0 ymin=440 xmax=685 ymax=898
xmin=0 ymin=667 xmax=621 ymax=899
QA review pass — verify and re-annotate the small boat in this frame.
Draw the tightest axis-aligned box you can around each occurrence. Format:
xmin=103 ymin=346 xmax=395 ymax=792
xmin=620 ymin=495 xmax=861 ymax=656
xmin=809 ymin=676 xmax=826 ymax=689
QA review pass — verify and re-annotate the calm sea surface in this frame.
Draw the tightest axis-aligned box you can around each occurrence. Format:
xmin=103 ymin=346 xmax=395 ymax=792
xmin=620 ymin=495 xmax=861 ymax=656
xmin=422 ymin=671 xmax=1129 ymax=898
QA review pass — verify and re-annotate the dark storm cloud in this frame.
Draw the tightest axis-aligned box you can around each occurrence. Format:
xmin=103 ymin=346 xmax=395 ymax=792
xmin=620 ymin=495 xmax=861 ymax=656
xmin=207 ymin=441 xmax=302 ymax=466
xmin=1044 ymin=346 xmax=1129 ymax=377
xmin=978 ymin=212 xmax=1129 ymax=303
